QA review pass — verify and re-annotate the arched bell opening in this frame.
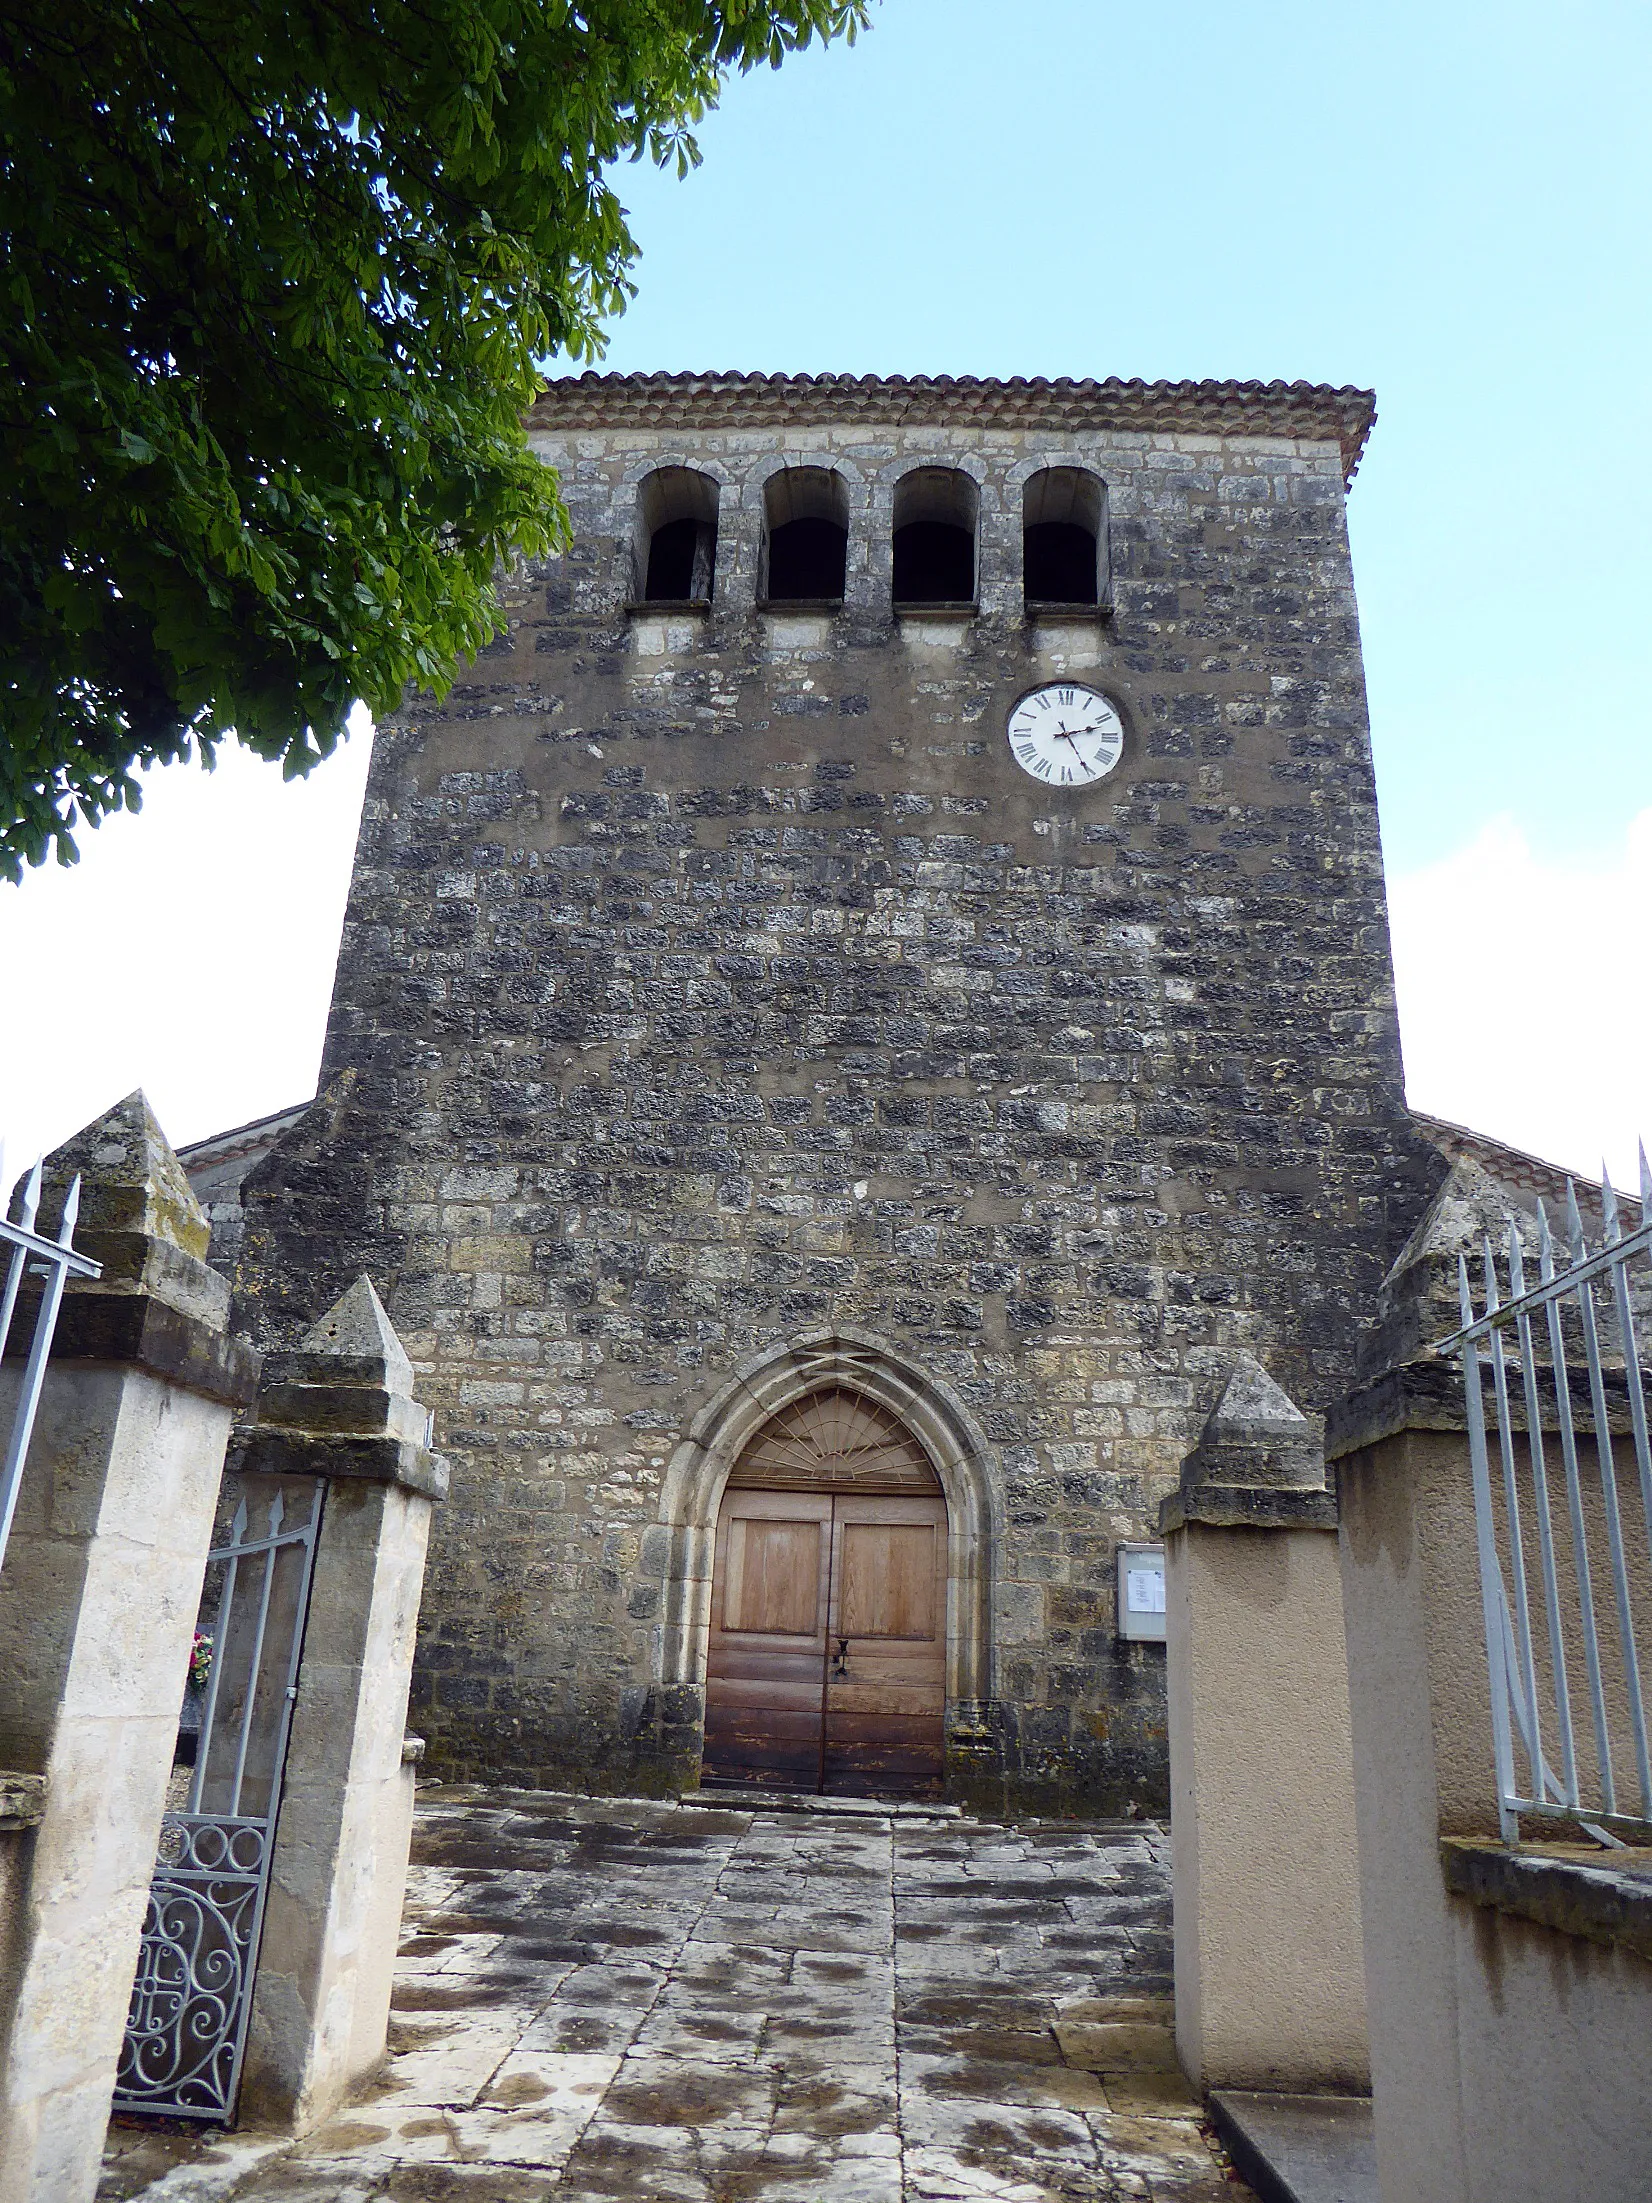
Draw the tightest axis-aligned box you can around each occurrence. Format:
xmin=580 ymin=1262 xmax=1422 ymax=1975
xmin=1023 ymin=465 xmax=1107 ymax=609
xmin=892 ymin=466 xmax=979 ymax=609
xmin=633 ymin=465 xmax=720 ymax=604
xmin=761 ymin=466 xmax=849 ymax=604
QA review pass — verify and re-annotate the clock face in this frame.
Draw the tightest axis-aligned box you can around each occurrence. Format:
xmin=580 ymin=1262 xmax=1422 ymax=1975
xmin=1006 ymin=684 xmax=1125 ymax=787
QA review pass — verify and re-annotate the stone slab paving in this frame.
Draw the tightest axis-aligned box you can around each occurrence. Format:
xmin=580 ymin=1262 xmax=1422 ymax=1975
xmin=101 ymin=1789 xmax=1251 ymax=2203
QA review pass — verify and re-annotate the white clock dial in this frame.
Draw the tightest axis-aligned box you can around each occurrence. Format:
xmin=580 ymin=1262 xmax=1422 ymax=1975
xmin=1006 ymin=684 xmax=1125 ymax=788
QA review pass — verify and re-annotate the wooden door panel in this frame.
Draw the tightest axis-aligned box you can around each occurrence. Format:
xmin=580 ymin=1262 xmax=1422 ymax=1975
xmin=824 ymin=1678 xmax=942 ymax=1714
xmin=704 ymin=1648 xmax=828 ymax=1687
xmin=724 ymin=1517 xmax=822 ymax=1635
xmin=824 ymin=1496 xmax=947 ymax=1799
xmin=703 ymin=1491 xmax=831 ymax=1790
xmin=703 ymin=1705 xmax=824 ymax=1773
xmin=839 ymin=1522 xmax=937 ymax=1639
xmin=703 ymin=1479 xmax=950 ymax=1801
xmin=823 ymin=1718 xmax=945 ymax=1796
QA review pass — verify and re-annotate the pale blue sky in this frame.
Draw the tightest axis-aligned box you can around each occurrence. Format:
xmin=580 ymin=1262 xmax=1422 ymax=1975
xmin=2 ymin=0 xmax=1648 ymax=1180
xmin=591 ymin=0 xmax=1652 ymax=871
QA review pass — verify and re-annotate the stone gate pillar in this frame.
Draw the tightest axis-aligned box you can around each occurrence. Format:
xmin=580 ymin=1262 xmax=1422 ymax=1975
xmin=234 ymin=1277 xmax=447 ymax=2133
xmin=1159 ymin=1356 xmax=1369 ymax=2094
xmin=0 ymin=1095 xmax=257 ymax=2203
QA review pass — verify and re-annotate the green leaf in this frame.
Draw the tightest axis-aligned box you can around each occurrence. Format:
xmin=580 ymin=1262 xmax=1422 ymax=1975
xmin=1 ymin=0 xmax=872 ymax=874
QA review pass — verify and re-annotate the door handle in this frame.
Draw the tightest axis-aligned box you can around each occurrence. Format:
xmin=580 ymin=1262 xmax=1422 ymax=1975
xmin=831 ymin=1637 xmax=850 ymax=1678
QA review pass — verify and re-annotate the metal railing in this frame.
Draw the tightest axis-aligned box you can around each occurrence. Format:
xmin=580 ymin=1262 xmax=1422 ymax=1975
xmin=0 ymin=1148 xmax=103 ymax=1578
xmin=1437 ymin=1150 xmax=1652 ymax=1846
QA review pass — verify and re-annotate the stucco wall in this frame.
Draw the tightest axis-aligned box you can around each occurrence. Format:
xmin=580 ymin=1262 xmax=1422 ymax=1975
xmin=1446 ymin=1897 xmax=1652 ymax=2203
xmin=1167 ymin=1519 xmax=1368 ymax=2090
xmin=1338 ymin=1419 xmax=1652 ymax=2202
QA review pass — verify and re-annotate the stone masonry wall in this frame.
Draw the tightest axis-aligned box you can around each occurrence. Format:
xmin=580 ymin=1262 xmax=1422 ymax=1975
xmin=234 ymin=387 xmax=1444 ymax=1815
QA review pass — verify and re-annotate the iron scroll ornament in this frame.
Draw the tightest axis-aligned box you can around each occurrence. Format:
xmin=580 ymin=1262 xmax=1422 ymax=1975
xmin=116 ymin=1818 xmax=270 ymax=2116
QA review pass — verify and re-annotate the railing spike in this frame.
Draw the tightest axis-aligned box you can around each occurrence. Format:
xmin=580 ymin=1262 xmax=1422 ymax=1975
xmin=1640 ymin=1139 xmax=1651 ymax=1216
xmin=1602 ymin=1167 xmax=1621 ymax=1244
xmin=1565 ymin=1178 xmax=1587 ymax=1264
xmin=58 ymin=1175 xmax=82 ymax=1244
xmin=1481 ymin=1234 xmax=1502 ymax=1315
xmin=1537 ymin=1198 xmax=1556 ymax=1284
xmin=19 ymin=1162 xmax=41 ymax=1235
xmin=269 ymin=1488 xmax=287 ymax=1537
xmin=230 ymin=1495 xmax=249 ymax=1545
xmin=1508 ymin=1215 xmax=1527 ymax=1297
xmin=1457 ymin=1249 xmax=1474 ymax=1327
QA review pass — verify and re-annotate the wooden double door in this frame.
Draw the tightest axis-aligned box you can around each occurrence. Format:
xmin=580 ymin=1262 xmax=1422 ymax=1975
xmin=702 ymin=1487 xmax=948 ymax=1798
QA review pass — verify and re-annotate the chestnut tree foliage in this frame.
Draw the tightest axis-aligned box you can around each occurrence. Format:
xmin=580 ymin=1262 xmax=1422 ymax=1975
xmin=0 ymin=0 xmax=866 ymax=877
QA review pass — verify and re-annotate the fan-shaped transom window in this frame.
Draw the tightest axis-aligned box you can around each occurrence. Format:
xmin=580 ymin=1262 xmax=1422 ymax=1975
xmin=728 ymin=1387 xmax=942 ymax=1494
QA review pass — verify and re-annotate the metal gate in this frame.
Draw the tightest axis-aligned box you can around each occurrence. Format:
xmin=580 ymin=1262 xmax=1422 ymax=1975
xmin=114 ymin=1474 xmax=324 ymax=2121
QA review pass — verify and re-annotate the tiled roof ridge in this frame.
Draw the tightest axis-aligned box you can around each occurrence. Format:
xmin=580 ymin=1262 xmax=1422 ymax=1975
xmin=1412 ymin=1109 xmax=1640 ymax=1221
xmin=527 ymin=371 xmax=1378 ymax=484
xmin=178 ymin=1100 xmax=311 ymax=1170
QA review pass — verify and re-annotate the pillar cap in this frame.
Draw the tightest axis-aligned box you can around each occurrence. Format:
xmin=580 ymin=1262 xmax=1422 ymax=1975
xmin=1355 ymin=1156 xmax=1520 ymax=1381
xmin=1180 ymin=1353 xmax=1326 ymax=1489
xmin=6 ymin=1094 xmax=257 ymax=1403
xmin=32 ymin=1090 xmax=228 ymax=1330
xmin=258 ymin=1276 xmax=422 ymax=1423
xmin=238 ymin=1276 xmax=446 ymax=1497
xmin=295 ymin=1276 xmax=414 ymax=1392
xmin=1162 ymin=1354 xmax=1332 ymax=1534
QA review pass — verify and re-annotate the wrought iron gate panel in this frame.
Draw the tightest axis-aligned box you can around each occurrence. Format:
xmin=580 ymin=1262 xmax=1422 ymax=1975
xmin=115 ymin=1476 xmax=323 ymax=2121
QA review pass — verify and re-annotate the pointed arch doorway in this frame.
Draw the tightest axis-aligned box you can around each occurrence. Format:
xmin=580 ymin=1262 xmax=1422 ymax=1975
xmin=702 ymin=1387 xmax=948 ymax=1798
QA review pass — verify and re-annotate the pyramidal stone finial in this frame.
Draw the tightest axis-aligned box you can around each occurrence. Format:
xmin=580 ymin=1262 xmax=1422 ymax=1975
xmin=33 ymin=1089 xmax=227 ymax=1328
xmin=298 ymin=1276 xmax=415 ymax=1395
xmin=42 ymin=1090 xmax=210 ymax=1261
xmin=1385 ymin=1156 xmax=1519 ymax=1283
xmin=251 ymin=1275 xmax=433 ymax=1458
xmin=1356 ymin=1156 xmax=1524 ymax=1380
xmin=1201 ymin=1355 xmax=1309 ymax=1444
xmin=1180 ymin=1351 xmax=1325 ymax=1494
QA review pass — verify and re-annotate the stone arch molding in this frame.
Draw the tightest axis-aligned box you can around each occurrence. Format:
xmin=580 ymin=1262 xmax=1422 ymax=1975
xmin=653 ymin=1327 xmax=1000 ymax=1719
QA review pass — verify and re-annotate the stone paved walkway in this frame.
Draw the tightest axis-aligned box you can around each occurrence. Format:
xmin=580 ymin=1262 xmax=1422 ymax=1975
xmin=102 ymin=1790 xmax=1249 ymax=2202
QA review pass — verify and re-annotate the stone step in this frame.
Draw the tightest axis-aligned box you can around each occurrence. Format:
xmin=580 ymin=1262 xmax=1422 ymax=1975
xmin=681 ymin=1787 xmax=962 ymax=1821
xmin=1208 ymin=2090 xmax=1378 ymax=2203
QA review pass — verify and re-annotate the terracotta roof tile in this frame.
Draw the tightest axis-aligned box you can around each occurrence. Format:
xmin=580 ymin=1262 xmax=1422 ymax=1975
xmin=527 ymin=371 xmax=1377 ymax=485
xmin=1413 ymin=1110 xmax=1641 ymax=1229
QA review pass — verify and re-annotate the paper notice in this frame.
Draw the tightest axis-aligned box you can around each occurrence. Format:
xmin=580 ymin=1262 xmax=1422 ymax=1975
xmin=1127 ymin=1567 xmax=1165 ymax=1615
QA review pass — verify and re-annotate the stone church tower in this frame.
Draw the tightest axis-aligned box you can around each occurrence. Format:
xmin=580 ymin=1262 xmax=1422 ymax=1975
xmin=235 ymin=373 xmax=1441 ymax=1815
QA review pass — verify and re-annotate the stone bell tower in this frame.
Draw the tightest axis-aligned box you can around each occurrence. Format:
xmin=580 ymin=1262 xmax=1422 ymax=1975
xmin=235 ymin=372 xmax=1441 ymax=1815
